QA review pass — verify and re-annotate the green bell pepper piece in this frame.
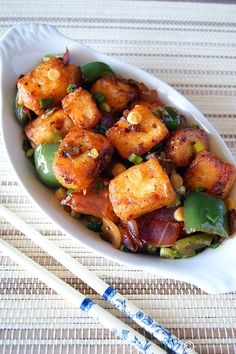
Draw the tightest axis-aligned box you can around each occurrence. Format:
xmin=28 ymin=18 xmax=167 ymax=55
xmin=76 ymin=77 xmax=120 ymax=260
xmin=184 ymin=191 xmax=229 ymax=237
xmin=34 ymin=143 xmax=60 ymax=188
xmin=173 ymin=234 xmax=213 ymax=257
xmin=80 ymin=62 xmax=115 ymax=84
xmin=15 ymin=90 xmax=31 ymax=126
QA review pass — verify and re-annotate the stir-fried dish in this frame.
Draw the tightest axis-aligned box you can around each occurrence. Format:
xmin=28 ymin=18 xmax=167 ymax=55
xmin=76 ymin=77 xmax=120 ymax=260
xmin=15 ymin=49 xmax=236 ymax=258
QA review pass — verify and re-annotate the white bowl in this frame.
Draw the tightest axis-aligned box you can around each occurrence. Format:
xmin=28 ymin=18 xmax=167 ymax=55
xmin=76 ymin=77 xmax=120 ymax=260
xmin=0 ymin=23 xmax=236 ymax=294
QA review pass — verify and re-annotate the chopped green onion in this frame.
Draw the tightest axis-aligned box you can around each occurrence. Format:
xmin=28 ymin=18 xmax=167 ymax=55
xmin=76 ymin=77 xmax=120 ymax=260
xmin=45 ymin=107 xmax=55 ymax=115
xmin=195 ymin=187 xmax=204 ymax=192
xmin=119 ymin=244 xmax=127 ymax=252
xmin=164 ymin=106 xmax=179 ymax=117
xmin=25 ymin=148 xmax=34 ymax=158
xmin=167 ymin=197 xmax=181 ymax=208
xmin=193 ymin=141 xmax=205 ymax=154
xmin=172 ymin=250 xmax=183 ymax=258
xmin=209 ymin=240 xmax=221 ymax=249
xmin=94 ymin=92 xmax=106 ymax=104
xmin=88 ymin=148 xmax=99 ymax=158
xmin=160 ymin=247 xmax=174 ymax=258
xmin=39 ymin=97 xmax=55 ymax=109
xmin=67 ymin=84 xmax=77 ymax=93
xmin=70 ymin=210 xmax=81 ymax=219
xmin=147 ymin=244 xmax=157 ymax=253
xmin=128 ymin=153 xmax=143 ymax=165
xmin=67 ymin=188 xmax=75 ymax=195
xmin=157 ymin=106 xmax=181 ymax=131
xmin=43 ymin=48 xmax=68 ymax=61
xmin=43 ymin=54 xmax=54 ymax=62
xmin=22 ymin=139 xmax=31 ymax=152
xmin=177 ymin=186 xmax=186 ymax=196
xmin=95 ymin=124 xmax=107 ymax=136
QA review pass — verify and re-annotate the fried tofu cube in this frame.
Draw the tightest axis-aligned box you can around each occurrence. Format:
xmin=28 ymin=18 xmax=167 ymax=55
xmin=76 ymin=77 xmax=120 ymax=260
xmin=52 ymin=128 xmax=113 ymax=190
xmin=90 ymin=76 xmax=137 ymax=111
xmin=109 ymin=158 xmax=176 ymax=220
xmin=24 ymin=108 xmax=74 ymax=146
xmin=164 ymin=128 xmax=208 ymax=167
xmin=62 ymin=87 xmax=102 ymax=128
xmin=17 ymin=58 xmax=82 ymax=115
xmin=184 ymin=151 xmax=236 ymax=199
xmin=106 ymin=105 xmax=169 ymax=159
xmin=62 ymin=180 xmax=118 ymax=223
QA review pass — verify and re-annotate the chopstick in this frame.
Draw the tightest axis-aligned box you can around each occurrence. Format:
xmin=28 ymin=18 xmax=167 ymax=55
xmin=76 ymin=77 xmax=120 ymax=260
xmin=0 ymin=236 xmax=164 ymax=354
xmin=0 ymin=204 xmax=197 ymax=354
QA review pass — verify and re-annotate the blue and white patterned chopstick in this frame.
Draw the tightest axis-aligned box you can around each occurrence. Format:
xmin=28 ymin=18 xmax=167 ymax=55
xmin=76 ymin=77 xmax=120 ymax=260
xmin=0 ymin=205 xmax=197 ymax=354
xmin=0 ymin=236 xmax=164 ymax=354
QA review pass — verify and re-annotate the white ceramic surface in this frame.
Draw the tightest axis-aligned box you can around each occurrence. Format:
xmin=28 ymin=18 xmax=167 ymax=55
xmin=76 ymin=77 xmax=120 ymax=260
xmin=0 ymin=23 xmax=235 ymax=294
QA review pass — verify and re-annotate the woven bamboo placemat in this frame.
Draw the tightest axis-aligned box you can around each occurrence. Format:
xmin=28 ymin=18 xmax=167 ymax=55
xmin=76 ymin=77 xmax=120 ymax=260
xmin=0 ymin=1 xmax=236 ymax=353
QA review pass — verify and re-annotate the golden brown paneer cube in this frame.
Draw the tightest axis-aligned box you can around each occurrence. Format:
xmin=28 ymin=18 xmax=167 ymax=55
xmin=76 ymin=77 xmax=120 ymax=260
xmin=62 ymin=179 xmax=118 ymax=223
xmin=109 ymin=158 xmax=176 ymax=220
xmin=17 ymin=58 xmax=82 ymax=115
xmin=24 ymin=108 xmax=74 ymax=147
xmin=106 ymin=105 xmax=169 ymax=159
xmin=90 ymin=76 xmax=137 ymax=111
xmin=184 ymin=150 xmax=236 ymax=199
xmin=164 ymin=128 xmax=208 ymax=167
xmin=62 ymin=87 xmax=102 ymax=128
xmin=129 ymin=100 xmax=161 ymax=115
xmin=52 ymin=128 xmax=113 ymax=190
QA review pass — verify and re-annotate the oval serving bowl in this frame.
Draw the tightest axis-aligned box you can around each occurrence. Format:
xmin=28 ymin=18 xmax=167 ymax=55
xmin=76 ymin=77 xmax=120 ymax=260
xmin=0 ymin=23 xmax=236 ymax=294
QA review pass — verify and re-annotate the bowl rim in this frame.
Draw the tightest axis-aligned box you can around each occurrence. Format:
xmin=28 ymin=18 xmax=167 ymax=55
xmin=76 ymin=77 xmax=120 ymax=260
xmin=1 ymin=23 xmax=236 ymax=294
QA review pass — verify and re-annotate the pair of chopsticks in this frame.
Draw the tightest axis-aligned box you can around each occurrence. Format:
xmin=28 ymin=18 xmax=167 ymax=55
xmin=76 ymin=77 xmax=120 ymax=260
xmin=0 ymin=204 xmax=196 ymax=354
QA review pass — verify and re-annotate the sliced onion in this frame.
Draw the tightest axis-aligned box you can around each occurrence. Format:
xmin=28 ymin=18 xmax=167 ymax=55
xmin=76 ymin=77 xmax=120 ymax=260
xmin=62 ymin=180 xmax=118 ymax=222
xmin=144 ymin=152 xmax=158 ymax=161
xmin=138 ymin=207 xmax=178 ymax=223
xmin=137 ymin=208 xmax=181 ymax=247
xmin=62 ymin=47 xmax=70 ymax=65
xmin=123 ymin=220 xmax=139 ymax=239
xmin=139 ymin=219 xmax=180 ymax=247
xmin=102 ymin=218 xmax=121 ymax=249
xmin=100 ymin=111 xmax=116 ymax=129
xmin=118 ymin=220 xmax=143 ymax=252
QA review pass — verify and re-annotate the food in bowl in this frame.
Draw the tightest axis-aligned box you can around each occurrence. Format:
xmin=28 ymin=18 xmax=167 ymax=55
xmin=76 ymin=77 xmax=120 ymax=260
xmin=15 ymin=48 xmax=236 ymax=259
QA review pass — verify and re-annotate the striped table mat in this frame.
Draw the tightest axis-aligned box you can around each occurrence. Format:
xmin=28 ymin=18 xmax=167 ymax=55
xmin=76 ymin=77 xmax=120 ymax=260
xmin=0 ymin=1 xmax=236 ymax=353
